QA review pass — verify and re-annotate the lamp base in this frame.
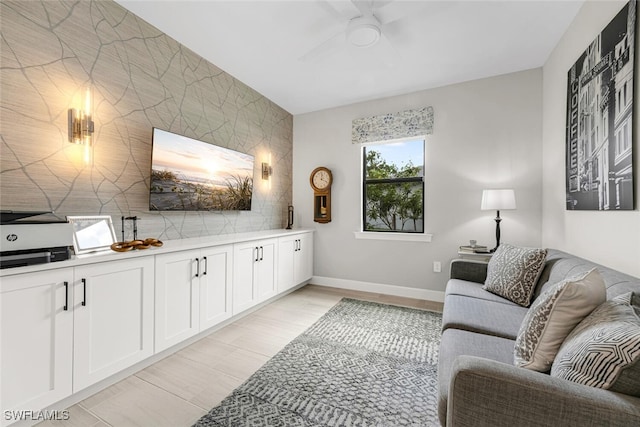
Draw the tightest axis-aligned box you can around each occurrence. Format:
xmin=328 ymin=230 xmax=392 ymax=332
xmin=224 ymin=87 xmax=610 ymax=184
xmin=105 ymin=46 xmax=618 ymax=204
xmin=492 ymin=212 xmax=502 ymax=253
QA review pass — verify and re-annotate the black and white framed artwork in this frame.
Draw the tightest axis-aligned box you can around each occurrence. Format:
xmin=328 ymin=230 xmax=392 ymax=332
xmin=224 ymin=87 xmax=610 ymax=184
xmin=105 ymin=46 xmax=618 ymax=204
xmin=566 ymin=0 xmax=636 ymax=210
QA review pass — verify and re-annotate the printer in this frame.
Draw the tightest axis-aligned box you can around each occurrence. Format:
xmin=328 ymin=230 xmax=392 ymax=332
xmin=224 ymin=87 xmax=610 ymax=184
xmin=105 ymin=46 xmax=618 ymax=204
xmin=0 ymin=211 xmax=73 ymax=269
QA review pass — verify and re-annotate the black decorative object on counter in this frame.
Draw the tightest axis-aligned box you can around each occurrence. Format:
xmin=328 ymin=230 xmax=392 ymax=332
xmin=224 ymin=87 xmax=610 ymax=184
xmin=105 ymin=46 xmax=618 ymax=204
xmin=286 ymin=205 xmax=294 ymax=229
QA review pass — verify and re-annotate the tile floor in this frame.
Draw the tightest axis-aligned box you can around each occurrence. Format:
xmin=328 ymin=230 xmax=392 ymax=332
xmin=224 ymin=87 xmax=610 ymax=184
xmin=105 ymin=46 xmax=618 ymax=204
xmin=37 ymin=284 xmax=443 ymax=427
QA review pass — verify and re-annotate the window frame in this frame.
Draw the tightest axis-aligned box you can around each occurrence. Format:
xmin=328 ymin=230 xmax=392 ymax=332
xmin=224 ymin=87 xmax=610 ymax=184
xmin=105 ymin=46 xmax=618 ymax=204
xmin=360 ymin=137 xmax=426 ymax=236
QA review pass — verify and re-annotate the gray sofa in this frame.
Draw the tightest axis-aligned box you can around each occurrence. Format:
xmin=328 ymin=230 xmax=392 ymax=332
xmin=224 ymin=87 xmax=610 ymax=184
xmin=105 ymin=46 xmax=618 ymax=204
xmin=438 ymin=249 xmax=640 ymax=426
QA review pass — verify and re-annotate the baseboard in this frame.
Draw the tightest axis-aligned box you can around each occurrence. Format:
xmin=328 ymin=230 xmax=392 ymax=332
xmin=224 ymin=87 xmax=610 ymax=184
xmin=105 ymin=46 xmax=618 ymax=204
xmin=311 ymin=276 xmax=445 ymax=303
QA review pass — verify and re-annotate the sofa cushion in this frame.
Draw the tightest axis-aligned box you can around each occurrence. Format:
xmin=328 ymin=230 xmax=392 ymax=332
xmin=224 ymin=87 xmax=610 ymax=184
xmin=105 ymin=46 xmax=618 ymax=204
xmin=514 ymin=268 xmax=606 ymax=372
xmin=446 ymin=279 xmax=518 ymax=305
xmin=437 ymin=328 xmax=515 ymax=427
xmin=442 ymin=294 xmax=527 ymax=340
xmin=536 ymin=249 xmax=640 ymax=300
xmin=483 ymin=243 xmax=547 ymax=307
xmin=551 ymin=292 xmax=640 ymax=397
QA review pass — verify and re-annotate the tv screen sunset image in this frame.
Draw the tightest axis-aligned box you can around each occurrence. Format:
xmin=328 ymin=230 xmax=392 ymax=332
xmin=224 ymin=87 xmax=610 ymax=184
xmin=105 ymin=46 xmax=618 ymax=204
xmin=150 ymin=129 xmax=254 ymax=211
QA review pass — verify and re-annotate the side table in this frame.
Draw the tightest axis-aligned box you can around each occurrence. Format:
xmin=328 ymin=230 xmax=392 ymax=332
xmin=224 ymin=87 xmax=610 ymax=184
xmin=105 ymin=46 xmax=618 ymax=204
xmin=457 ymin=250 xmax=493 ymax=262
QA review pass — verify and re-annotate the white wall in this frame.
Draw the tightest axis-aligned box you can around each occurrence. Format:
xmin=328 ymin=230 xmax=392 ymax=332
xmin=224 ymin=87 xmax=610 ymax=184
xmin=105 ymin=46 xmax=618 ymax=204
xmin=293 ymin=69 xmax=543 ymax=299
xmin=542 ymin=0 xmax=640 ymax=277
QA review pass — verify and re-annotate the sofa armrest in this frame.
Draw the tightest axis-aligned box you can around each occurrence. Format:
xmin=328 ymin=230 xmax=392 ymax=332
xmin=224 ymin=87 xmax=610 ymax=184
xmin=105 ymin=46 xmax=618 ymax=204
xmin=449 ymin=259 xmax=488 ymax=283
xmin=448 ymin=355 xmax=640 ymax=427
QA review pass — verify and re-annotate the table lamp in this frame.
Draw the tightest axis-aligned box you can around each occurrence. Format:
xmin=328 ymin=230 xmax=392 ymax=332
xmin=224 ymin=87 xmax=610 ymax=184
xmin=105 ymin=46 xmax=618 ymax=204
xmin=481 ymin=189 xmax=516 ymax=252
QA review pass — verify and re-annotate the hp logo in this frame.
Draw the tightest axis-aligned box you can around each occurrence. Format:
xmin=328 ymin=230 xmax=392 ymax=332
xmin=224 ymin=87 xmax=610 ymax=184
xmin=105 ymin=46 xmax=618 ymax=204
xmin=6 ymin=234 xmax=18 ymax=242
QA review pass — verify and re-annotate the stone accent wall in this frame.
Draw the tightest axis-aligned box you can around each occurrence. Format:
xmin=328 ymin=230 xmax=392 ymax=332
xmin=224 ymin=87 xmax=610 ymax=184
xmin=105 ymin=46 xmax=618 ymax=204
xmin=0 ymin=0 xmax=292 ymax=240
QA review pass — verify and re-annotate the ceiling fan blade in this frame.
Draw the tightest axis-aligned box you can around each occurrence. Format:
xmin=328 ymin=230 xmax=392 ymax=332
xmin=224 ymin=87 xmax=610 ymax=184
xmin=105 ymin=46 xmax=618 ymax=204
xmin=314 ymin=0 xmax=350 ymax=23
xmin=373 ymin=32 xmax=402 ymax=67
xmin=299 ymin=31 xmax=345 ymax=63
xmin=350 ymin=0 xmax=372 ymax=17
xmin=349 ymin=0 xmax=395 ymax=18
xmin=316 ymin=0 xmax=362 ymax=21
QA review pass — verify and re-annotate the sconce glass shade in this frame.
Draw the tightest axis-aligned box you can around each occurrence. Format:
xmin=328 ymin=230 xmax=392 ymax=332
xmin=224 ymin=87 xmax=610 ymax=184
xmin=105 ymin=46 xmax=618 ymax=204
xmin=481 ymin=189 xmax=516 ymax=211
xmin=261 ymin=162 xmax=273 ymax=180
xmin=68 ymin=86 xmax=94 ymax=145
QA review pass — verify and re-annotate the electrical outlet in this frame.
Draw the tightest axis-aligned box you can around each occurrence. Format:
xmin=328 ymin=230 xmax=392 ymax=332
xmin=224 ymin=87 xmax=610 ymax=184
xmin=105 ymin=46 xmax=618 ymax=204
xmin=433 ymin=261 xmax=442 ymax=273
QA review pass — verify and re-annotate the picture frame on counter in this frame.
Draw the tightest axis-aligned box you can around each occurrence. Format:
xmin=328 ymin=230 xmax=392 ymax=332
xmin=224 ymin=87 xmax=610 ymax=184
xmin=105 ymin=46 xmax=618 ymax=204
xmin=67 ymin=215 xmax=117 ymax=255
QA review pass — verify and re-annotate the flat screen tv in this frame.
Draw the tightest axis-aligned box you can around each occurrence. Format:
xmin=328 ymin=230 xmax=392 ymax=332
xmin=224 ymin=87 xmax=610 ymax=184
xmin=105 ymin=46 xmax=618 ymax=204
xmin=149 ymin=128 xmax=254 ymax=211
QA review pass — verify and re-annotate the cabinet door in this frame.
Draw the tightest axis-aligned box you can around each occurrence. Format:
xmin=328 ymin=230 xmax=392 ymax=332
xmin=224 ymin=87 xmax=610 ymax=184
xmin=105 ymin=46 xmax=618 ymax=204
xmin=199 ymin=245 xmax=233 ymax=331
xmin=255 ymin=239 xmax=277 ymax=303
xmin=155 ymin=250 xmax=200 ymax=352
xmin=277 ymin=236 xmax=296 ymax=293
xmin=73 ymin=257 xmax=154 ymax=391
xmin=294 ymin=233 xmax=313 ymax=285
xmin=233 ymin=242 xmax=258 ymax=314
xmin=1 ymin=269 xmax=73 ymax=421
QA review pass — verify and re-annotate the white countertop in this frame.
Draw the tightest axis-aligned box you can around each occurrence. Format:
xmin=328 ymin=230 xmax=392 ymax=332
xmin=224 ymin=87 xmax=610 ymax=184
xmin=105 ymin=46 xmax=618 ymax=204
xmin=0 ymin=228 xmax=314 ymax=277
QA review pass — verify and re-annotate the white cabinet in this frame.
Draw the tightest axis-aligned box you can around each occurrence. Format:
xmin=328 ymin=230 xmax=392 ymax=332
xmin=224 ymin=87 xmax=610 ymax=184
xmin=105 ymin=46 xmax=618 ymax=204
xmin=0 ymin=229 xmax=312 ymax=425
xmin=199 ymin=245 xmax=233 ymax=330
xmin=72 ymin=257 xmax=154 ymax=391
xmin=256 ymin=241 xmax=277 ymax=302
xmin=1 ymin=269 xmax=73 ymax=425
xmin=232 ymin=239 xmax=277 ymax=314
xmin=155 ymin=249 xmax=200 ymax=352
xmin=1 ymin=258 xmax=154 ymax=420
xmin=155 ymin=245 xmax=232 ymax=352
xmin=278 ymin=232 xmax=313 ymax=293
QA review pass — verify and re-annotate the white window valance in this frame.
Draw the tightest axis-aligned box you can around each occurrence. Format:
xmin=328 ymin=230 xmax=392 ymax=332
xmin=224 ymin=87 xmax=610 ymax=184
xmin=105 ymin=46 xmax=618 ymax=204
xmin=351 ymin=106 xmax=434 ymax=144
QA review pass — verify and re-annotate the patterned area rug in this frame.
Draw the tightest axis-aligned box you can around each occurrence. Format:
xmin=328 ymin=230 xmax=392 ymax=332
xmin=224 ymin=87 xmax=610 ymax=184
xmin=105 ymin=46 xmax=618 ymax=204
xmin=193 ymin=298 xmax=443 ymax=426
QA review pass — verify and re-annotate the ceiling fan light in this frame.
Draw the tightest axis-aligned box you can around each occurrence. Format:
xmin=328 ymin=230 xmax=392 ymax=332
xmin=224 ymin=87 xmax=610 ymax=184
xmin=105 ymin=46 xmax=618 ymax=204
xmin=346 ymin=15 xmax=381 ymax=48
xmin=347 ymin=24 xmax=380 ymax=48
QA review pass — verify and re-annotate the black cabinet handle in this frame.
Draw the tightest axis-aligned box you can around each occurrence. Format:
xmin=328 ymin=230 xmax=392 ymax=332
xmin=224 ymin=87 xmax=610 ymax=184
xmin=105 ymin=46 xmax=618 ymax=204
xmin=63 ymin=281 xmax=69 ymax=311
xmin=195 ymin=257 xmax=200 ymax=277
xmin=259 ymin=246 xmax=264 ymax=261
xmin=81 ymin=278 xmax=87 ymax=306
xmin=255 ymin=247 xmax=259 ymax=262
xmin=203 ymin=256 xmax=208 ymax=276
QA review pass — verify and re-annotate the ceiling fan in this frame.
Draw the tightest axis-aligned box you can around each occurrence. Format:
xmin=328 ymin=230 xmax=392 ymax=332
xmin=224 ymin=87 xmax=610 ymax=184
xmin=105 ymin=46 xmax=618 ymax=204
xmin=346 ymin=13 xmax=382 ymax=48
xmin=299 ymin=0 xmax=420 ymax=63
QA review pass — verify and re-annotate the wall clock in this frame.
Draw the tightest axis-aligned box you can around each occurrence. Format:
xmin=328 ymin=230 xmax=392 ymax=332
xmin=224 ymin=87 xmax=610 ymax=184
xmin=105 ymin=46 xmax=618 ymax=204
xmin=310 ymin=167 xmax=332 ymax=223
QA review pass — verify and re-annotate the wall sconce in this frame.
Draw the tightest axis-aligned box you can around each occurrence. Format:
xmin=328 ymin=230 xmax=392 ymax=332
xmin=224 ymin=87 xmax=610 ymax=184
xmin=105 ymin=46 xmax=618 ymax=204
xmin=68 ymin=86 xmax=94 ymax=145
xmin=262 ymin=162 xmax=273 ymax=180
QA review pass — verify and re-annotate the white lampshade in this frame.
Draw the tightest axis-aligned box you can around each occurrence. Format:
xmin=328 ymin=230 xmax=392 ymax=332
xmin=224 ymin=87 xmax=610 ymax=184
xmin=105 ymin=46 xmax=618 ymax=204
xmin=481 ymin=189 xmax=516 ymax=211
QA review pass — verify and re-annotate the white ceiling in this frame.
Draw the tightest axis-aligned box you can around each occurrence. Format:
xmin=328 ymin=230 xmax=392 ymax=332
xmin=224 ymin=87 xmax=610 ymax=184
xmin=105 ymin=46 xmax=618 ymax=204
xmin=115 ymin=0 xmax=584 ymax=115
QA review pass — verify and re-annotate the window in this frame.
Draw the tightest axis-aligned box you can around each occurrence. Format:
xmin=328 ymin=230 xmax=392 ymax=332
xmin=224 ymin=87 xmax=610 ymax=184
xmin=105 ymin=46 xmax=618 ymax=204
xmin=362 ymin=138 xmax=424 ymax=233
xmin=617 ymin=89 xmax=622 ymax=114
xmin=615 ymin=121 xmax=632 ymax=161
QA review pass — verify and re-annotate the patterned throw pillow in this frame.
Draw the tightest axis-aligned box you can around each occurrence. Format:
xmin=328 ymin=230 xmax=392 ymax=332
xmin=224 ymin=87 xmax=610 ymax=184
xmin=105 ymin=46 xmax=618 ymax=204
xmin=482 ymin=243 xmax=547 ymax=307
xmin=514 ymin=268 xmax=605 ymax=372
xmin=551 ymin=292 xmax=640 ymax=397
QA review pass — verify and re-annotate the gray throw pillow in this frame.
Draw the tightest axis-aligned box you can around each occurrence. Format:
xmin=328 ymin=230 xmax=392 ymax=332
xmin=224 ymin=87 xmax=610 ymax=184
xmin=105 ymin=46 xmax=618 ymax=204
xmin=551 ymin=292 xmax=640 ymax=397
xmin=514 ymin=268 xmax=605 ymax=372
xmin=483 ymin=243 xmax=547 ymax=307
